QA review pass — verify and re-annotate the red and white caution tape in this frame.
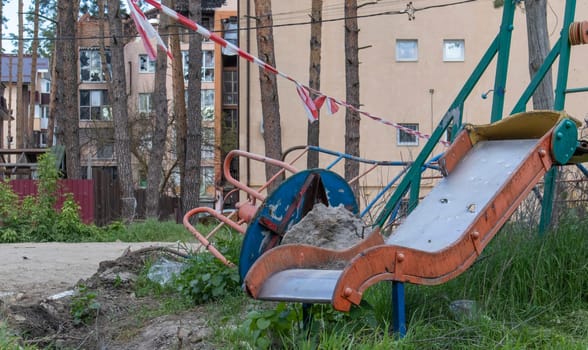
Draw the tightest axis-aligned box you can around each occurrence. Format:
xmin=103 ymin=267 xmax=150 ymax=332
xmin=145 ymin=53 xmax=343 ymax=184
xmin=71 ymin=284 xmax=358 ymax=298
xmin=137 ymin=0 xmax=448 ymax=146
xmin=127 ymin=0 xmax=173 ymax=60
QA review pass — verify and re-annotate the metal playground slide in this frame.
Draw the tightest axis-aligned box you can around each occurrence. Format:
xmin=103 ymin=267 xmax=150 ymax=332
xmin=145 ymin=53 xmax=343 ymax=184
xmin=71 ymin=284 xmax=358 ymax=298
xmin=243 ymin=111 xmax=581 ymax=312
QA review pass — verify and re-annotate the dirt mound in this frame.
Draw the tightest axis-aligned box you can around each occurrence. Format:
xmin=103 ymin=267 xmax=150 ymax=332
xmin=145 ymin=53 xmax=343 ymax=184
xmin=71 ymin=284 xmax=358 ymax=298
xmin=1 ymin=247 xmax=213 ymax=349
xmin=281 ymin=203 xmax=370 ymax=250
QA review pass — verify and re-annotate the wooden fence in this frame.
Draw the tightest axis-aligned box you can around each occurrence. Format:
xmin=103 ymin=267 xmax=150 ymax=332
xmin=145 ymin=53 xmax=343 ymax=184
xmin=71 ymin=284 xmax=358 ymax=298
xmin=9 ymin=174 xmax=180 ymax=226
xmin=9 ymin=179 xmax=95 ymax=224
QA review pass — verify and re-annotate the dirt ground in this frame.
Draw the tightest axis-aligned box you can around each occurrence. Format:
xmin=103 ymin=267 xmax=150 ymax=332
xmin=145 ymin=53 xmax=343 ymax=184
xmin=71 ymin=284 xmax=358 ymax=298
xmin=0 ymin=242 xmax=215 ymax=349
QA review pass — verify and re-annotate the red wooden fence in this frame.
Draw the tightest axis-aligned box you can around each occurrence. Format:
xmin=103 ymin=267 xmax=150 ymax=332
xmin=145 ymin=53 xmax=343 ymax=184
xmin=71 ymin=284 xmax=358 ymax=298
xmin=9 ymin=179 xmax=95 ymax=224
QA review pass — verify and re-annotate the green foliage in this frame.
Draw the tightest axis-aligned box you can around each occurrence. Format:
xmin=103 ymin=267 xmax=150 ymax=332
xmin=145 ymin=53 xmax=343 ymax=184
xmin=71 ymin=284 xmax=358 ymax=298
xmin=0 ymin=153 xmax=117 ymax=243
xmin=171 ymin=231 xmax=242 ymax=303
xmin=116 ymin=218 xmax=196 ymax=242
xmin=70 ymin=285 xmax=101 ymax=326
xmin=242 ymin=303 xmax=300 ymax=349
xmin=0 ymin=323 xmax=38 ymax=350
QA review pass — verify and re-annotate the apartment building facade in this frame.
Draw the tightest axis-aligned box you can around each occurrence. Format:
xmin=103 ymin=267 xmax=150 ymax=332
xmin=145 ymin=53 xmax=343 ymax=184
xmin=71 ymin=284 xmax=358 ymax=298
xmin=77 ymin=1 xmax=238 ymax=203
xmin=238 ymin=0 xmax=588 ymax=204
xmin=0 ymin=54 xmax=51 ymax=152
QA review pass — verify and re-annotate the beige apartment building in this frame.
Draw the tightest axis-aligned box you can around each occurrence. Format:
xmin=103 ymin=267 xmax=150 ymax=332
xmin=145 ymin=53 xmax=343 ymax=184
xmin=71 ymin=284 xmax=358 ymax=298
xmin=238 ymin=0 xmax=588 ymax=206
xmin=0 ymin=54 xmax=51 ymax=151
xmin=77 ymin=1 xmax=238 ymax=203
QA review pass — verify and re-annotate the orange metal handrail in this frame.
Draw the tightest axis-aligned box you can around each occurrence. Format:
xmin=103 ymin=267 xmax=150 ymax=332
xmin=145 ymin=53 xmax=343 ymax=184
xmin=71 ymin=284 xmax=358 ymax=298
xmin=183 ymin=207 xmax=245 ymax=267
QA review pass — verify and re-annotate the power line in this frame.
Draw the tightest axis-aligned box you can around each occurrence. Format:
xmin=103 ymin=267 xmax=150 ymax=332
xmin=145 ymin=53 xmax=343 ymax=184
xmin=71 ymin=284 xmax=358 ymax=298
xmin=0 ymin=0 xmax=480 ymax=43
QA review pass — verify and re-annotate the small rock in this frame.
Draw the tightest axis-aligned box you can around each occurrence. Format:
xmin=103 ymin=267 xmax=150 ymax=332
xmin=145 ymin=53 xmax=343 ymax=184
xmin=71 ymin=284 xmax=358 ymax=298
xmin=449 ymin=299 xmax=478 ymax=321
xmin=12 ymin=314 xmax=26 ymax=322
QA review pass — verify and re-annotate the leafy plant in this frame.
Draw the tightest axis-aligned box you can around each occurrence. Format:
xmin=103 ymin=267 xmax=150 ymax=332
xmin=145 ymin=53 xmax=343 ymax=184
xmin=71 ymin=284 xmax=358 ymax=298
xmin=174 ymin=253 xmax=240 ymax=304
xmin=0 ymin=322 xmax=38 ymax=350
xmin=174 ymin=231 xmax=242 ymax=304
xmin=242 ymin=302 xmax=299 ymax=349
xmin=70 ymin=285 xmax=101 ymax=325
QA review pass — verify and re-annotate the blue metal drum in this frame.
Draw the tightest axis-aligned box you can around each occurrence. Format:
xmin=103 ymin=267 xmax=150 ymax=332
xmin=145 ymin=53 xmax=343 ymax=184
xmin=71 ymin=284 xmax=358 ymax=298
xmin=239 ymin=169 xmax=358 ymax=280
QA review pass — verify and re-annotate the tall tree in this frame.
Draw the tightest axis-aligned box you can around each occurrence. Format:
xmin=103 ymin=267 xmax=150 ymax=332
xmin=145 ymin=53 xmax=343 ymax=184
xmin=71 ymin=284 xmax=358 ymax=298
xmin=44 ymin=0 xmax=58 ymax=148
xmin=0 ymin=0 xmax=4 ymax=148
xmin=55 ymin=0 xmax=81 ymax=178
xmin=344 ymin=0 xmax=360 ymax=195
xmin=307 ymin=0 xmax=322 ymax=169
xmin=524 ymin=0 xmax=553 ymax=109
xmin=27 ymin=0 xmax=40 ymax=149
xmin=171 ymin=0 xmax=189 ymax=215
xmin=105 ymin=0 xmax=136 ymax=222
xmin=146 ymin=1 xmax=171 ymax=217
xmin=182 ymin=0 xmax=204 ymax=215
xmin=16 ymin=0 xmax=24 ymax=148
xmin=254 ymin=0 xmax=283 ymax=193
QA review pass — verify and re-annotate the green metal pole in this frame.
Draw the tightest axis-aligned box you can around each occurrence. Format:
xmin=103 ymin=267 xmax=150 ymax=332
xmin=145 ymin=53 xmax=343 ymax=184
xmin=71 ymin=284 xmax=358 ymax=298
xmin=376 ymin=33 xmax=504 ymax=226
xmin=539 ymin=0 xmax=576 ymax=234
xmin=491 ymin=0 xmax=516 ymax=122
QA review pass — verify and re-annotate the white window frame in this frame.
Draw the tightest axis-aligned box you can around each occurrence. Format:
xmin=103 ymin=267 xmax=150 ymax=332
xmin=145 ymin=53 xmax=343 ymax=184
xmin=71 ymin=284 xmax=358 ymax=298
xmin=139 ymin=54 xmax=156 ymax=73
xmin=80 ymin=90 xmax=111 ymax=121
xmin=443 ymin=39 xmax=465 ymax=62
xmin=200 ymin=166 xmax=215 ymax=197
xmin=80 ymin=48 xmax=111 ymax=82
xmin=396 ymin=39 xmax=418 ymax=62
xmin=397 ymin=123 xmax=419 ymax=146
xmin=201 ymin=89 xmax=215 ymax=120
xmin=222 ymin=70 xmax=238 ymax=105
xmin=182 ymin=50 xmax=215 ymax=82
xmin=138 ymin=93 xmax=153 ymax=113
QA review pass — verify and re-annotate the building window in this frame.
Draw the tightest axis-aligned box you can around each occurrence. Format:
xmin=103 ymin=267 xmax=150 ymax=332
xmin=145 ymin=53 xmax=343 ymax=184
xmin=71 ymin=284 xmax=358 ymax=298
xmin=33 ymin=130 xmax=48 ymax=148
xmin=223 ymin=109 xmax=238 ymax=131
xmin=138 ymin=132 xmax=153 ymax=152
xmin=202 ymin=127 xmax=215 ymax=160
xmin=443 ymin=39 xmax=465 ymax=62
xmin=396 ymin=39 xmax=418 ymax=62
xmin=80 ymin=90 xmax=111 ymax=121
xmin=397 ymin=123 xmax=419 ymax=146
xmin=139 ymin=54 xmax=156 ymax=73
xmin=80 ymin=49 xmax=111 ymax=82
xmin=223 ymin=70 xmax=238 ymax=105
xmin=201 ymin=89 xmax=215 ymax=120
xmin=96 ymin=143 xmax=114 ymax=159
xmin=222 ymin=18 xmax=238 ymax=56
xmin=182 ymin=50 xmax=215 ymax=82
xmin=138 ymin=93 xmax=153 ymax=113
xmin=200 ymin=166 xmax=215 ymax=197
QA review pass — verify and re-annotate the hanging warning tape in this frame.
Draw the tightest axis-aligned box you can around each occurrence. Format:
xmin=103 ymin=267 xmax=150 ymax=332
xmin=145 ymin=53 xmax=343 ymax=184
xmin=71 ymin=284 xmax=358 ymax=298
xmin=128 ymin=0 xmax=449 ymax=146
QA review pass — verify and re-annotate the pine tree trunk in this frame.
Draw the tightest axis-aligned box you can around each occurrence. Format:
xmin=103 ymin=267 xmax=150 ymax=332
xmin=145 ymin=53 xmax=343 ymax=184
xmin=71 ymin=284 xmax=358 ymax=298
xmin=57 ymin=0 xmax=81 ymax=178
xmin=146 ymin=2 xmax=171 ymax=217
xmin=307 ymin=0 xmax=322 ymax=169
xmin=0 ymin=0 xmax=3 ymax=148
xmin=47 ymin=48 xmax=57 ymax=148
xmin=107 ymin=0 xmax=136 ymax=222
xmin=525 ymin=0 xmax=553 ymax=109
xmin=182 ymin=0 xmax=204 ymax=216
xmin=344 ymin=0 xmax=360 ymax=196
xmin=16 ymin=0 xmax=25 ymax=148
xmin=254 ymin=0 xmax=283 ymax=193
xmin=171 ymin=0 xmax=189 ymax=215
xmin=27 ymin=0 xmax=40 ymax=149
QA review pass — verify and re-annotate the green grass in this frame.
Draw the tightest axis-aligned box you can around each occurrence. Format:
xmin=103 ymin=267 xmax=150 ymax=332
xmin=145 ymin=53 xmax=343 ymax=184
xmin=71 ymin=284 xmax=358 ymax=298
xmin=109 ymin=218 xmax=199 ymax=242
xmin=4 ymin=217 xmax=586 ymax=349
xmin=0 ymin=322 xmax=38 ymax=350
xmin=211 ymin=217 xmax=588 ymax=349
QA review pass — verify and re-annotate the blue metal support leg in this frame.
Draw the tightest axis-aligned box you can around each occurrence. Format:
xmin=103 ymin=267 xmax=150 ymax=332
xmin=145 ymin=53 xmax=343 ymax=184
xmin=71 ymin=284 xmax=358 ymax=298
xmin=392 ymin=281 xmax=407 ymax=337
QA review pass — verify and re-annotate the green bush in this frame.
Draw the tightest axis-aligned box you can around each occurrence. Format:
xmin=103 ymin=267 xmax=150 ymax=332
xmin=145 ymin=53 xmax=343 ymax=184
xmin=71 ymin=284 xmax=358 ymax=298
xmin=0 ymin=152 xmax=105 ymax=243
xmin=174 ymin=233 xmax=242 ymax=304
xmin=70 ymin=285 xmax=101 ymax=325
